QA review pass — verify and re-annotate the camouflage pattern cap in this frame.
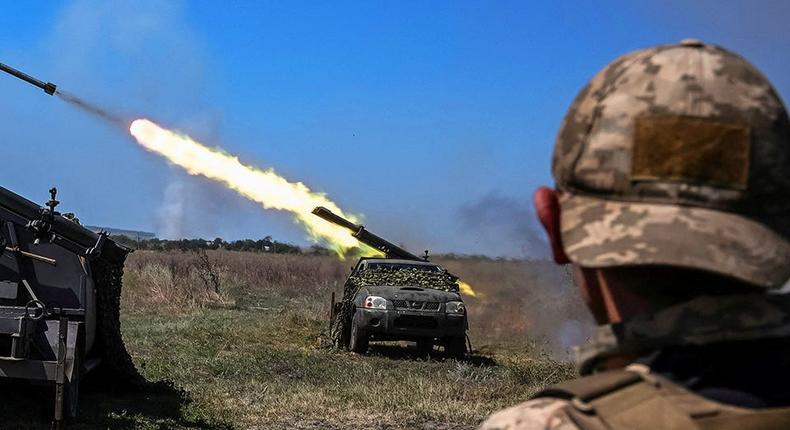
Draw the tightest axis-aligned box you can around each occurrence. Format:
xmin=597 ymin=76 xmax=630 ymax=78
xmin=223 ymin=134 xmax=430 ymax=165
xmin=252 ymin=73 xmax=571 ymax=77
xmin=553 ymin=39 xmax=790 ymax=288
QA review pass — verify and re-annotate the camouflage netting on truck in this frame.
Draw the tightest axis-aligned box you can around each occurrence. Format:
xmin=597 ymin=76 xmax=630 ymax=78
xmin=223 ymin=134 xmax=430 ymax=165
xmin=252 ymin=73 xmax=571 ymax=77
xmin=330 ymin=268 xmax=459 ymax=348
xmin=91 ymin=256 xmax=145 ymax=387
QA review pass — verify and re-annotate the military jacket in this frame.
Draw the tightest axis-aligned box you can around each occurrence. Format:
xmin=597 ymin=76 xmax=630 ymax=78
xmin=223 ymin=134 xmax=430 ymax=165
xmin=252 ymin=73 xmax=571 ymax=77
xmin=479 ymin=294 xmax=790 ymax=430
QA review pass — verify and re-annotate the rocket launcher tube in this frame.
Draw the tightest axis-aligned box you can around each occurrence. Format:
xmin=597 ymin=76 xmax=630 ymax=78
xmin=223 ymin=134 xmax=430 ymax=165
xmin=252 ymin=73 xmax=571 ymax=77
xmin=311 ymin=206 xmax=423 ymax=261
xmin=0 ymin=63 xmax=57 ymax=95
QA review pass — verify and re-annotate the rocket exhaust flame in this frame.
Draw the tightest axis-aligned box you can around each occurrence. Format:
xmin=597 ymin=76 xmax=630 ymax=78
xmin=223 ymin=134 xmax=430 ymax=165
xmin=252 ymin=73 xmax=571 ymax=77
xmin=129 ymin=118 xmax=367 ymax=256
xmin=458 ymin=280 xmax=478 ymax=297
xmin=128 ymin=120 xmax=478 ymax=295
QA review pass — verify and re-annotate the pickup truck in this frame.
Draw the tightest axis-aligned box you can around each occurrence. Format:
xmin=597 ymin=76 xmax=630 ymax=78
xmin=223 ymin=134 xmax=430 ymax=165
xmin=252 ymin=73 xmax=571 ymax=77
xmin=333 ymin=257 xmax=468 ymax=357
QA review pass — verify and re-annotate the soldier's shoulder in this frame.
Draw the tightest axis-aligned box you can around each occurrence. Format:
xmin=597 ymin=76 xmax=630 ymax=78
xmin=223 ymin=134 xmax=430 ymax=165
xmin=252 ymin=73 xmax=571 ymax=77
xmin=478 ymin=397 xmax=579 ymax=430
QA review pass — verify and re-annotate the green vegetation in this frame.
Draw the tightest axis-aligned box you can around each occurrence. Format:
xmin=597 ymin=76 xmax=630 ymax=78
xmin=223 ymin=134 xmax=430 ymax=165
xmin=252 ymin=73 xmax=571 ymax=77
xmin=347 ymin=267 xmax=460 ymax=293
xmin=0 ymin=250 xmax=580 ymax=429
xmin=110 ymin=235 xmax=309 ymax=255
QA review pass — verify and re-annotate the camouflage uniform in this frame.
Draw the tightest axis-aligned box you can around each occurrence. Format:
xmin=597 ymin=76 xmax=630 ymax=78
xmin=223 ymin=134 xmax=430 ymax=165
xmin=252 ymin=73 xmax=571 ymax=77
xmin=480 ymin=39 xmax=790 ymax=429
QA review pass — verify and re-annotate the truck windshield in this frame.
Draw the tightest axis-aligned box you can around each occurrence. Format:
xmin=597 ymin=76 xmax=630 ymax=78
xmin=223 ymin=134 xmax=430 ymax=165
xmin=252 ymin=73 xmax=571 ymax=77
xmin=365 ymin=263 xmax=443 ymax=272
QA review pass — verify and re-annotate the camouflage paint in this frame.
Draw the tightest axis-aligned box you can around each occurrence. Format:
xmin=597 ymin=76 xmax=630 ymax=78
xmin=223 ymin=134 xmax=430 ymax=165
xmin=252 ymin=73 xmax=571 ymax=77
xmin=552 ymin=39 xmax=790 ymax=288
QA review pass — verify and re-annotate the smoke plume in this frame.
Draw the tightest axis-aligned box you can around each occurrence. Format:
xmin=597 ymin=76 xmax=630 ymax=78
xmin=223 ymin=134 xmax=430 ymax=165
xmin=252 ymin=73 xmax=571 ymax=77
xmin=453 ymin=193 xmax=594 ymax=358
xmin=56 ymin=90 xmax=127 ymax=127
xmin=156 ymin=180 xmax=186 ymax=239
xmin=457 ymin=193 xmax=549 ymax=259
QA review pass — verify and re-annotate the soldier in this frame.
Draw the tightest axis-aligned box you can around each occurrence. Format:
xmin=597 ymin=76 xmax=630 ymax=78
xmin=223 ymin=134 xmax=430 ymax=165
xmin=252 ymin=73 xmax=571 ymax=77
xmin=480 ymin=39 xmax=790 ymax=429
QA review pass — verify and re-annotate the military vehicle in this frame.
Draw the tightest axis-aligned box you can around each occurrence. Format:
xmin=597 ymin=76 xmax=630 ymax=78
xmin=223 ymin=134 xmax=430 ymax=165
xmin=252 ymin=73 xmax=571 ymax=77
xmin=0 ymin=186 xmax=139 ymax=426
xmin=312 ymin=207 xmax=469 ymax=357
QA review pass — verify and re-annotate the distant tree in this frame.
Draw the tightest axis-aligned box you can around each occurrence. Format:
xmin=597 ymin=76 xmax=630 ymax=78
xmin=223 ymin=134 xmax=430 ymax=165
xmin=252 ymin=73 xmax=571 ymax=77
xmin=307 ymin=245 xmax=332 ymax=256
xmin=108 ymin=234 xmax=307 ymax=254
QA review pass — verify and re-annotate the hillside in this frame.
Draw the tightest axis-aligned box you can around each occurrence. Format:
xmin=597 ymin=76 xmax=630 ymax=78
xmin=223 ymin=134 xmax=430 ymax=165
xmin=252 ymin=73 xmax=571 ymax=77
xmin=85 ymin=225 xmax=157 ymax=240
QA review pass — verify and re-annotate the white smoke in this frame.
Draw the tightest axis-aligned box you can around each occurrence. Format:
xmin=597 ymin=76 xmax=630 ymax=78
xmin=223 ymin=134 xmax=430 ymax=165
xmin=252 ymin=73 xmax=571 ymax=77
xmin=155 ymin=180 xmax=186 ymax=239
xmin=46 ymin=0 xmax=229 ymax=239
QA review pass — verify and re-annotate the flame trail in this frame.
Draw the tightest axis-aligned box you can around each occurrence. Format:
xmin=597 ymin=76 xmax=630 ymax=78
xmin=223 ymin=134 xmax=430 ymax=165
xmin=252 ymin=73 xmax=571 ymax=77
xmin=458 ymin=280 xmax=478 ymax=297
xmin=129 ymin=118 xmax=367 ymax=256
xmin=128 ymin=118 xmax=479 ymax=296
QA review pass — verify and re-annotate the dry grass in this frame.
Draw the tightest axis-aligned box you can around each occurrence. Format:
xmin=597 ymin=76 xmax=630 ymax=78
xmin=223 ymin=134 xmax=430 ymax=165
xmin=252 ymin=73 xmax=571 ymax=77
xmin=122 ymin=250 xmax=348 ymax=312
xmin=116 ymin=308 xmax=574 ymax=430
xmin=122 ymin=251 xmax=591 ymax=355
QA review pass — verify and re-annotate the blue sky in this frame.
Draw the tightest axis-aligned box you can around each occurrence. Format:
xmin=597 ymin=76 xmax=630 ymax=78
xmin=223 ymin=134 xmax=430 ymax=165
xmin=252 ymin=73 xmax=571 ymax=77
xmin=1 ymin=1 xmax=789 ymax=257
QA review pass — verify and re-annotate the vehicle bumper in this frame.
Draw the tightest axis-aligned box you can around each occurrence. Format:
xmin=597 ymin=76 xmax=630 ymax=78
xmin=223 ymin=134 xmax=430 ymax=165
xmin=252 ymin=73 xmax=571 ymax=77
xmin=354 ymin=308 xmax=466 ymax=340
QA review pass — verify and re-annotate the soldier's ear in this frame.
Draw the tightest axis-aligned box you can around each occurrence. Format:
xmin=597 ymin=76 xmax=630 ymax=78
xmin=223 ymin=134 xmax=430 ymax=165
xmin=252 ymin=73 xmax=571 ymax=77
xmin=534 ymin=187 xmax=570 ymax=264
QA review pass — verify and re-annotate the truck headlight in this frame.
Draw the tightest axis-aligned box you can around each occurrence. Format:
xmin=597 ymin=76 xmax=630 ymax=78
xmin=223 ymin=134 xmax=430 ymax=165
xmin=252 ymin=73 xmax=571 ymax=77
xmin=445 ymin=301 xmax=465 ymax=314
xmin=364 ymin=295 xmax=387 ymax=310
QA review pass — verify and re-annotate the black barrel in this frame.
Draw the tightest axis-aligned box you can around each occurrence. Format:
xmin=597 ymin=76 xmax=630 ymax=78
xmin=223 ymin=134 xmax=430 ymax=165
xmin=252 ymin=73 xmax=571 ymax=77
xmin=0 ymin=63 xmax=57 ymax=95
xmin=312 ymin=206 xmax=422 ymax=261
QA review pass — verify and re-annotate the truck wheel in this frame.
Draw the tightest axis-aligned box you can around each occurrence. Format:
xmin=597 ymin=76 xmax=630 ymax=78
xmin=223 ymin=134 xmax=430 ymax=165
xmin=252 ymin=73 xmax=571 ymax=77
xmin=444 ymin=336 xmax=467 ymax=359
xmin=337 ymin=303 xmax=353 ymax=348
xmin=416 ymin=339 xmax=433 ymax=356
xmin=349 ymin=318 xmax=369 ymax=354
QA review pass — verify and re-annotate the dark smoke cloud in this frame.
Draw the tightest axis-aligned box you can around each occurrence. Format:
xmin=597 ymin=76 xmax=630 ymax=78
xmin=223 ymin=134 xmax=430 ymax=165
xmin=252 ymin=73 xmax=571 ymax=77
xmin=454 ymin=193 xmax=594 ymax=358
xmin=457 ymin=193 xmax=549 ymax=259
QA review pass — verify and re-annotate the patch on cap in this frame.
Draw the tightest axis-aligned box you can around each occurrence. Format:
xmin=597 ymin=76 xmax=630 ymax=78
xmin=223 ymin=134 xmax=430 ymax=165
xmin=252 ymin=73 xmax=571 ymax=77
xmin=631 ymin=116 xmax=751 ymax=189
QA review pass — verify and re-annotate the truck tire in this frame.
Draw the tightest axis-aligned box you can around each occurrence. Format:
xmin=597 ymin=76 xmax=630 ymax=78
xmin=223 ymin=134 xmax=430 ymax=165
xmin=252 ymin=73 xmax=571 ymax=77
xmin=444 ymin=336 xmax=466 ymax=359
xmin=416 ymin=339 xmax=433 ymax=356
xmin=349 ymin=318 xmax=368 ymax=354
xmin=92 ymin=258 xmax=144 ymax=387
xmin=338 ymin=304 xmax=353 ymax=348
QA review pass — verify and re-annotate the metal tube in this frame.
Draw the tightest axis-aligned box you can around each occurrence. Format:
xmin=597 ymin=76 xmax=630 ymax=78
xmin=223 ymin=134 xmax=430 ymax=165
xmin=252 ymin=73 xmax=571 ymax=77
xmin=311 ymin=206 xmax=423 ymax=261
xmin=312 ymin=206 xmax=360 ymax=231
xmin=6 ymin=247 xmax=57 ymax=265
xmin=0 ymin=63 xmax=57 ymax=95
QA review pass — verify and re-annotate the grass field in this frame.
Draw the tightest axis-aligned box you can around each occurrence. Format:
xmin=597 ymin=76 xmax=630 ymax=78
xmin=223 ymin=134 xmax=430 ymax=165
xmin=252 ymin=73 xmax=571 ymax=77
xmin=0 ymin=250 xmax=587 ymax=429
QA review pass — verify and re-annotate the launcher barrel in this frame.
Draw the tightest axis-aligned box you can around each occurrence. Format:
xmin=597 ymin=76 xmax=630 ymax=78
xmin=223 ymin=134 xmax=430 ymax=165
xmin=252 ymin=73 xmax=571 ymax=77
xmin=312 ymin=206 xmax=423 ymax=261
xmin=0 ymin=63 xmax=57 ymax=95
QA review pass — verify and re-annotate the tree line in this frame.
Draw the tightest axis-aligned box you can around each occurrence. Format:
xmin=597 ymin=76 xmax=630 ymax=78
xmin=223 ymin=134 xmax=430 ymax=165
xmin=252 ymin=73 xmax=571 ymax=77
xmin=109 ymin=235 xmax=333 ymax=256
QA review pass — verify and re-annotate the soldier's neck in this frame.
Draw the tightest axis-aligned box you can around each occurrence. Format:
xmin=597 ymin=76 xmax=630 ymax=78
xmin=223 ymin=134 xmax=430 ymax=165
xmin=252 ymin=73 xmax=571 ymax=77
xmin=576 ymin=293 xmax=790 ymax=374
xmin=579 ymin=267 xmax=671 ymax=324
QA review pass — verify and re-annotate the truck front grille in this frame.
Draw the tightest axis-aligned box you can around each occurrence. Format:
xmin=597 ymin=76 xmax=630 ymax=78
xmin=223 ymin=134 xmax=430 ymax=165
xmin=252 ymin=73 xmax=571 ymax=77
xmin=392 ymin=300 xmax=440 ymax=312
xmin=394 ymin=315 xmax=437 ymax=329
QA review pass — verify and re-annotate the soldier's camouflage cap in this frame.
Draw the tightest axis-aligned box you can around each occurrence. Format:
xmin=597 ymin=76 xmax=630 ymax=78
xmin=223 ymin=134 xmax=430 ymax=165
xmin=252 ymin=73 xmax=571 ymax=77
xmin=553 ymin=39 xmax=790 ymax=288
